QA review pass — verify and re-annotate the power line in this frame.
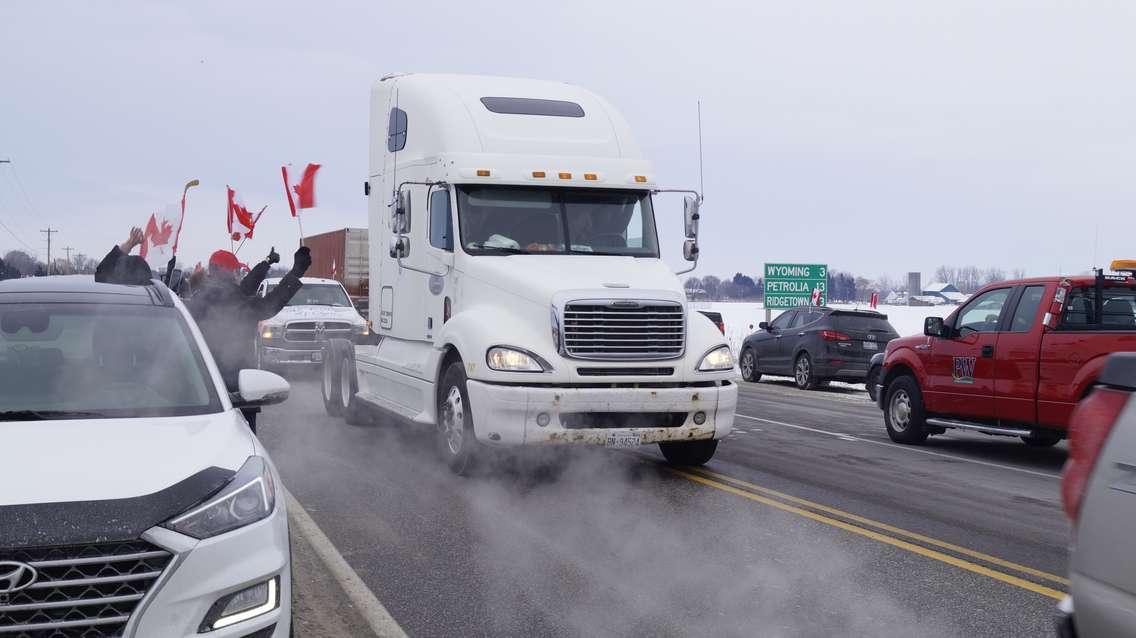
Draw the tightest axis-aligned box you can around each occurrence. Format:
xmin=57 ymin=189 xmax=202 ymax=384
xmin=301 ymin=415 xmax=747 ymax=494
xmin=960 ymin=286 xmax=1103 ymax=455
xmin=0 ymin=158 xmax=39 ymax=255
xmin=63 ymin=246 xmax=74 ymax=273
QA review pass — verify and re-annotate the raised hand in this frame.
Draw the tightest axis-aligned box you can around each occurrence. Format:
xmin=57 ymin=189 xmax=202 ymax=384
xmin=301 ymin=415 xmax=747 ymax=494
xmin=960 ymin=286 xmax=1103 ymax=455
xmin=267 ymin=247 xmax=280 ymax=265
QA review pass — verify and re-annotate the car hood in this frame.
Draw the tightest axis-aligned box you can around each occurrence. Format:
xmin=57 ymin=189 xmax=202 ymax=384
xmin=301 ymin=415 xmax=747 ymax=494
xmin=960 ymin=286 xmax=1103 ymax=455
xmin=462 ymin=255 xmax=683 ymax=305
xmin=267 ymin=305 xmax=364 ymax=324
xmin=885 ymin=334 xmax=929 ymax=355
xmin=0 ymin=411 xmax=254 ymax=506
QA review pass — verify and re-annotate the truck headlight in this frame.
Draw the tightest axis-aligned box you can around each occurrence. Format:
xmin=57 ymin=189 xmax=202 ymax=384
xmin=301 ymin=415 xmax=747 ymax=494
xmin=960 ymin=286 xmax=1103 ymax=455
xmin=697 ymin=345 xmax=735 ymax=372
xmin=259 ymin=322 xmax=283 ymax=340
xmin=487 ymin=346 xmax=549 ymax=372
xmin=164 ymin=456 xmax=275 ymax=539
xmin=356 ymin=322 xmax=370 ymax=336
xmin=550 ymin=307 xmax=562 ymax=352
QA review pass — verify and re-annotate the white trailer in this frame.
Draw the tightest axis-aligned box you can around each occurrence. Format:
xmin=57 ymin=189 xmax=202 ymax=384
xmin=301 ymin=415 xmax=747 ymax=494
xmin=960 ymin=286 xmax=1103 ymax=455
xmin=320 ymin=73 xmax=738 ymax=473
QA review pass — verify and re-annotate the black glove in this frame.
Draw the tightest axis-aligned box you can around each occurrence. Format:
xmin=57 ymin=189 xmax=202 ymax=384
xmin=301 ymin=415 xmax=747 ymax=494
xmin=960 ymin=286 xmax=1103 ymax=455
xmin=291 ymin=246 xmax=312 ymax=275
xmin=266 ymin=247 xmax=280 ymax=265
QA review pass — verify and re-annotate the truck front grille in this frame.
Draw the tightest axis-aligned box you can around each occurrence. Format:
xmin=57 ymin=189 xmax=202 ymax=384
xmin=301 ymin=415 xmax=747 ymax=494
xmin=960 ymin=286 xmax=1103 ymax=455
xmin=284 ymin=321 xmax=354 ymax=343
xmin=0 ymin=541 xmax=173 ymax=637
xmin=562 ymin=301 xmax=685 ymax=360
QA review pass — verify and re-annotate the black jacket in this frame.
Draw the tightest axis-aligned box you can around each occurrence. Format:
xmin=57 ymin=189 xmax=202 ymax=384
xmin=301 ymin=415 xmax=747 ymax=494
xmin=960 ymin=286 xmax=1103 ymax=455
xmin=95 ymin=246 xmax=153 ymax=285
xmin=187 ymin=266 xmax=302 ymax=391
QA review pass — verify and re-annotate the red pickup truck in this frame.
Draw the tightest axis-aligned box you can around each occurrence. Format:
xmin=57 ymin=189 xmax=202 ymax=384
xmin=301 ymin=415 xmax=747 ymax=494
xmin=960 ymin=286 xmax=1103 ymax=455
xmin=876 ymin=269 xmax=1136 ymax=446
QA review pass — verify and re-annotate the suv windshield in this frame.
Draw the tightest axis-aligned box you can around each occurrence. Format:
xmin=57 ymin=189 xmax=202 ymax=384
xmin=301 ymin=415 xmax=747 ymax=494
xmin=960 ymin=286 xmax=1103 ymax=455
xmin=268 ymin=283 xmax=352 ymax=307
xmin=0 ymin=303 xmax=221 ymax=419
xmin=457 ymin=186 xmax=660 ymax=257
xmin=831 ymin=313 xmax=896 ymax=334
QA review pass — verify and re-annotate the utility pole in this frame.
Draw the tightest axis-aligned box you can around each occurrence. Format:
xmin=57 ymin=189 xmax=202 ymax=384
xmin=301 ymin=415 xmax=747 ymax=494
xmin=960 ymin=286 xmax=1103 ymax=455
xmin=63 ymin=246 xmax=74 ymax=274
xmin=40 ymin=227 xmax=57 ymax=275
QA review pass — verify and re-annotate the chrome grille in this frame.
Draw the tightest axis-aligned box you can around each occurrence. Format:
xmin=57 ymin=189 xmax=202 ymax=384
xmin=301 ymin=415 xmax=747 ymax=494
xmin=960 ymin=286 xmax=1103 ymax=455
xmin=284 ymin=321 xmax=354 ymax=343
xmin=0 ymin=541 xmax=172 ymax=637
xmin=562 ymin=301 xmax=685 ymax=360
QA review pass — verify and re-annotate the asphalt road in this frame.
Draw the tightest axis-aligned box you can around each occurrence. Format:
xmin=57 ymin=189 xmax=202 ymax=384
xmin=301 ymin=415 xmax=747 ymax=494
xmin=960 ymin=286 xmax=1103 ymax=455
xmin=265 ymin=372 xmax=1069 ymax=638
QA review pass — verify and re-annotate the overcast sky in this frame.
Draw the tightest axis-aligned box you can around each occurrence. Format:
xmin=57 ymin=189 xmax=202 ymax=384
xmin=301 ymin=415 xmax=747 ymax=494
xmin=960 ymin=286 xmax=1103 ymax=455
xmin=2 ymin=1 xmax=1134 ymax=282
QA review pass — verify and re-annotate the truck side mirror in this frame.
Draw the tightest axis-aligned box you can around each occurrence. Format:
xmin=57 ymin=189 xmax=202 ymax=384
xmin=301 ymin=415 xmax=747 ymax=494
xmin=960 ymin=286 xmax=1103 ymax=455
xmin=924 ymin=316 xmax=946 ymax=337
xmin=682 ymin=239 xmax=699 ymax=262
xmin=391 ymin=190 xmax=412 ymax=234
xmin=389 ymin=235 xmax=410 ymax=259
xmin=683 ymin=196 xmax=700 ymax=238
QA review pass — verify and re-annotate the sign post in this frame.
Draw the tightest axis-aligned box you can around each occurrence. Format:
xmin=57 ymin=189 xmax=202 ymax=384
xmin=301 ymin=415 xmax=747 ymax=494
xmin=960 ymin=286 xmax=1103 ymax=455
xmin=763 ymin=263 xmax=828 ymax=322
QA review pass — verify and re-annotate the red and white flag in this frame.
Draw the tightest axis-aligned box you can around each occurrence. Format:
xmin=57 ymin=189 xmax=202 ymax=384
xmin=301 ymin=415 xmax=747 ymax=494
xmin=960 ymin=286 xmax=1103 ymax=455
xmin=282 ymin=163 xmax=321 ymax=216
xmin=140 ymin=179 xmax=198 ymax=268
xmin=227 ymin=186 xmax=266 ymax=241
xmin=811 ymin=286 xmax=823 ymax=306
xmin=870 ymin=291 xmax=880 ymax=309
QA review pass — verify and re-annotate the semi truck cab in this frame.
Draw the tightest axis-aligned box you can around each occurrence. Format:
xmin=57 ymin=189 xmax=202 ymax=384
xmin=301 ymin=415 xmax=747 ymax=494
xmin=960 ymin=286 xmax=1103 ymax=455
xmin=320 ymin=73 xmax=738 ymax=473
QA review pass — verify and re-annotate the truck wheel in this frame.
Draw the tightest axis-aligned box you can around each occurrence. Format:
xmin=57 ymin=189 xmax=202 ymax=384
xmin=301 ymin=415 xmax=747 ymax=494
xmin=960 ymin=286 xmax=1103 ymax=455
xmin=335 ymin=345 xmax=370 ymax=426
xmin=1021 ymin=431 xmax=1062 ymax=447
xmin=321 ymin=344 xmax=344 ymax=417
xmin=794 ymin=352 xmax=818 ymax=390
xmin=884 ymin=376 xmax=928 ymax=444
xmin=866 ymin=366 xmax=881 ymax=402
xmin=739 ymin=348 xmax=761 ymax=382
xmin=659 ymin=439 xmax=718 ymax=466
xmin=437 ymin=361 xmax=481 ymax=475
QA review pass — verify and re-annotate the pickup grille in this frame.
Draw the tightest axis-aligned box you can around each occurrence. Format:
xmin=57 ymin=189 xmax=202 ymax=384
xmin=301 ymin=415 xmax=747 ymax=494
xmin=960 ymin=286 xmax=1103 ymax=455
xmin=0 ymin=541 xmax=173 ymax=637
xmin=562 ymin=301 xmax=685 ymax=360
xmin=284 ymin=321 xmax=354 ymax=343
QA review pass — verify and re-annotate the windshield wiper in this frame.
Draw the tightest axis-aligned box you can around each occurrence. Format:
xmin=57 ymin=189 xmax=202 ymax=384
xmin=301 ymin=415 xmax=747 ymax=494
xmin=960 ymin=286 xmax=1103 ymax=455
xmin=471 ymin=245 xmax=529 ymax=255
xmin=0 ymin=410 xmax=108 ymax=421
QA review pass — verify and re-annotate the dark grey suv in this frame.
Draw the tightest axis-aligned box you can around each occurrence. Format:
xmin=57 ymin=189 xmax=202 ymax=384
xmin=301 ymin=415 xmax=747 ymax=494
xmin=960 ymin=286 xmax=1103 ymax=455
xmin=739 ymin=307 xmax=899 ymax=389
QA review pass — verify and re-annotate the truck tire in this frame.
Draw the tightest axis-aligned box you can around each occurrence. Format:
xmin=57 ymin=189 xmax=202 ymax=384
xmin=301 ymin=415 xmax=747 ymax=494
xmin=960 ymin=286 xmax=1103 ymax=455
xmin=659 ymin=439 xmax=718 ymax=466
xmin=334 ymin=343 xmax=370 ymax=426
xmin=794 ymin=352 xmax=819 ymax=390
xmin=437 ymin=361 xmax=482 ymax=476
xmin=321 ymin=343 xmax=344 ymax=417
xmin=739 ymin=348 xmax=761 ymax=382
xmin=1021 ymin=431 xmax=1062 ymax=447
xmin=884 ymin=375 xmax=929 ymax=444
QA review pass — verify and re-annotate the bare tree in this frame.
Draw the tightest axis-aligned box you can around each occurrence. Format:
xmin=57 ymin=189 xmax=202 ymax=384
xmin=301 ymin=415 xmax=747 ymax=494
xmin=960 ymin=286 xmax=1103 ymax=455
xmin=701 ymin=275 xmax=721 ymax=300
xmin=874 ymin=274 xmax=897 ymax=295
xmin=933 ymin=265 xmax=957 ymax=285
xmin=3 ymin=250 xmax=40 ymax=276
xmin=1011 ymin=268 xmax=1027 ymax=279
xmin=982 ymin=267 xmax=1007 ymax=286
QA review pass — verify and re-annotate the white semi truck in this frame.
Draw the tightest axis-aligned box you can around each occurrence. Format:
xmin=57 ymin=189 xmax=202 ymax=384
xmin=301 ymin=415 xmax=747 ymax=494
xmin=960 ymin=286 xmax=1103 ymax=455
xmin=320 ymin=73 xmax=738 ymax=473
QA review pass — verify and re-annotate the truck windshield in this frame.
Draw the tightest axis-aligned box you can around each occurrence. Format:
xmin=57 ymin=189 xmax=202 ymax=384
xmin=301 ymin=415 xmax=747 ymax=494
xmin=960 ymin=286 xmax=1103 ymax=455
xmin=267 ymin=283 xmax=352 ymax=307
xmin=456 ymin=186 xmax=660 ymax=257
xmin=0 ymin=303 xmax=221 ymax=420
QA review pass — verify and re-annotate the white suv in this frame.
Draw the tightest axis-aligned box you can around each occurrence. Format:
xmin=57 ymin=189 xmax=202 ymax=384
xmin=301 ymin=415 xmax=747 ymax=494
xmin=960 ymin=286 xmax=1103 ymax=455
xmin=255 ymin=277 xmax=368 ymax=368
xmin=0 ymin=276 xmax=292 ymax=637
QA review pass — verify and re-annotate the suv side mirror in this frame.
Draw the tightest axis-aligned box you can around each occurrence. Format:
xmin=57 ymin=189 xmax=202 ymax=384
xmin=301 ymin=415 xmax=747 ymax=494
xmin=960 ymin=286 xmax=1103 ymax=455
xmin=758 ymin=321 xmax=770 ymax=331
xmin=924 ymin=316 xmax=947 ymax=337
xmin=682 ymin=239 xmax=699 ymax=262
xmin=389 ymin=235 xmax=410 ymax=259
xmin=233 ymin=369 xmax=290 ymax=408
xmin=684 ymin=196 xmax=700 ymax=238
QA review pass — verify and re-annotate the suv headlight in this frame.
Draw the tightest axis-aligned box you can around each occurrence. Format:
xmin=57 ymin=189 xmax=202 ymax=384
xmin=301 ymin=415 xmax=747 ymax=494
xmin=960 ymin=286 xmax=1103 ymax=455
xmin=164 ymin=456 xmax=276 ymax=539
xmin=487 ymin=346 xmax=549 ymax=372
xmin=697 ymin=345 xmax=735 ymax=372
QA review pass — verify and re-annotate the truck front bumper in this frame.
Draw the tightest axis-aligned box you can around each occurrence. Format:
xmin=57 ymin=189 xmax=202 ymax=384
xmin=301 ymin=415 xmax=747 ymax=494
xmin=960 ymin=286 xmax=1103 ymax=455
xmin=260 ymin=345 xmax=324 ymax=365
xmin=464 ymin=380 xmax=737 ymax=446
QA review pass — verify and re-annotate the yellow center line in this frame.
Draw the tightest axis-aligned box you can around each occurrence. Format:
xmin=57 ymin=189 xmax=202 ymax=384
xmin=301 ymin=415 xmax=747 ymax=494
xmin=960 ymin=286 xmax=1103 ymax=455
xmin=669 ymin=468 xmax=1067 ymax=601
xmin=689 ymin=467 xmax=1069 ymax=587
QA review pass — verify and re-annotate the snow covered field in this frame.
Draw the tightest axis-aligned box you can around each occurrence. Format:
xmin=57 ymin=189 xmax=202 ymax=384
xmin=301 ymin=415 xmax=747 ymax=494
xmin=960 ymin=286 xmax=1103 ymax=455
xmin=690 ymin=301 xmax=947 ymax=356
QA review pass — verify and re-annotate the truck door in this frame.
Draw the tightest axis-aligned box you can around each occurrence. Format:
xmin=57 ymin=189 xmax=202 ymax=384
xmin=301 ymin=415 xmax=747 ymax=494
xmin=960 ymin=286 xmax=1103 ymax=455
xmin=924 ymin=287 xmax=1012 ymax=419
xmin=424 ymin=188 xmax=456 ymax=342
xmin=993 ymin=284 xmax=1048 ymax=424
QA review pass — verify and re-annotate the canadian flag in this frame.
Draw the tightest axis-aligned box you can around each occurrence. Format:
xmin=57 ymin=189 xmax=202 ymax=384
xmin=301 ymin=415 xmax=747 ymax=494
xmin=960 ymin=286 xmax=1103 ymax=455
xmin=870 ymin=291 xmax=880 ymax=309
xmin=227 ymin=186 xmax=265 ymax=241
xmin=811 ymin=286 xmax=823 ymax=306
xmin=140 ymin=179 xmax=198 ymax=268
xmin=282 ymin=163 xmax=321 ymax=217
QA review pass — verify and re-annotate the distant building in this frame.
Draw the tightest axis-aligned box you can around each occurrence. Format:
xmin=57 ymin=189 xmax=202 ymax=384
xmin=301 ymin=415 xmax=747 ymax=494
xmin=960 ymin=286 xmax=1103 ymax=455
xmin=921 ymin=282 xmax=967 ymax=304
xmin=885 ymin=290 xmax=908 ymax=305
xmin=910 ymin=295 xmax=946 ymax=307
xmin=907 ymin=272 xmax=922 ymax=298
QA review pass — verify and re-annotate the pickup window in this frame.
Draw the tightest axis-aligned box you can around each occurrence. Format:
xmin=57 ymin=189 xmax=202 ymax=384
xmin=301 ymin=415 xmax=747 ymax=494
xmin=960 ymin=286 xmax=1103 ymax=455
xmin=956 ymin=288 xmax=1011 ymax=334
xmin=1008 ymin=285 xmax=1046 ymax=332
xmin=1061 ymin=286 xmax=1136 ymax=330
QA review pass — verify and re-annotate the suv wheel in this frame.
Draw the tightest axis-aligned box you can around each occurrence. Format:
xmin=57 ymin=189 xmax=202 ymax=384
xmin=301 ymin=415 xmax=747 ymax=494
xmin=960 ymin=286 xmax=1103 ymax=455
xmin=740 ymin=348 xmax=761 ymax=382
xmin=794 ymin=352 xmax=818 ymax=390
xmin=1021 ymin=431 xmax=1062 ymax=447
xmin=884 ymin=375 xmax=928 ymax=444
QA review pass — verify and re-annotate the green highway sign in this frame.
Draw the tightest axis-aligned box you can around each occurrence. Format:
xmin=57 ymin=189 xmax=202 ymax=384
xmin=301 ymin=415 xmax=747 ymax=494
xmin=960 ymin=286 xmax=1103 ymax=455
xmin=764 ymin=263 xmax=828 ymax=309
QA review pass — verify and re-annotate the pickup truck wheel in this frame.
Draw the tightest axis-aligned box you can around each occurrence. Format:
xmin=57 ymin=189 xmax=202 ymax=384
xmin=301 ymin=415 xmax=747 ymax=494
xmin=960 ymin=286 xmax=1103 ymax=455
xmin=659 ymin=439 xmax=718 ymax=466
xmin=884 ymin=376 xmax=928 ymax=444
xmin=321 ymin=345 xmax=344 ymax=417
xmin=438 ymin=362 xmax=481 ymax=476
xmin=739 ymin=348 xmax=761 ymax=382
xmin=1021 ymin=431 xmax=1062 ymax=447
xmin=794 ymin=352 xmax=818 ymax=390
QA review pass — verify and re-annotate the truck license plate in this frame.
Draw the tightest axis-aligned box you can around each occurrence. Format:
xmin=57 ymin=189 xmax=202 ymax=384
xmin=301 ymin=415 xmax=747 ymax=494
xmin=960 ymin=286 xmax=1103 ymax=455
xmin=606 ymin=433 xmax=641 ymax=449
xmin=862 ymin=341 xmax=878 ymax=351
xmin=312 ymin=351 xmax=323 ymax=362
